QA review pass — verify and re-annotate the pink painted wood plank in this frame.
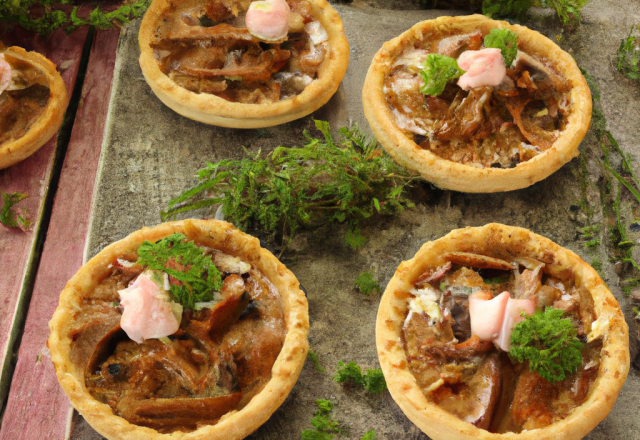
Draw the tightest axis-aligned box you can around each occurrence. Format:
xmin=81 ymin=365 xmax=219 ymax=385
xmin=0 ymin=29 xmax=120 ymax=440
xmin=0 ymin=24 xmax=89 ymax=408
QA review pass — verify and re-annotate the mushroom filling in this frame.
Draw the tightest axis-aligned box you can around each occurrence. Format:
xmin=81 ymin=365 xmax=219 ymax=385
xmin=0 ymin=54 xmax=50 ymax=146
xmin=402 ymin=252 xmax=600 ymax=433
xmin=77 ymin=247 xmax=286 ymax=433
xmin=151 ymin=0 xmax=329 ymax=104
xmin=384 ymin=30 xmax=571 ymax=168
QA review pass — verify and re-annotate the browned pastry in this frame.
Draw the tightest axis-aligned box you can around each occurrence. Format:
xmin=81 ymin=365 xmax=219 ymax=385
xmin=138 ymin=0 xmax=349 ymax=128
xmin=49 ymin=219 xmax=309 ymax=439
xmin=0 ymin=44 xmax=68 ymax=169
xmin=376 ymin=223 xmax=628 ymax=440
xmin=363 ymin=15 xmax=592 ymax=192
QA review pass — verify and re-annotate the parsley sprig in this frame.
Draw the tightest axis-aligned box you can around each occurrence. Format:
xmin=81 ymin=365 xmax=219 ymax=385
xmin=301 ymin=399 xmax=342 ymax=440
xmin=136 ymin=233 xmax=222 ymax=310
xmin=0 ymin=0 xmax=151 ymax=36
xmin=419 ymin=54 xmax=465 ymax=97
xmin=509 ymin=308 xmax=584 ymax=383
xmin=333 ymin=361 xmax=387 ymax=394
xmin=162 ymin=121 xmax=415 ymax=255
xmin=301 ymin=399 xmax=376 ymax=440
xmin=484 ymin=28 xmax=518 ymax=67
xmin=354 ymin=270 xmax=382 ymax=295
xmin=1 ymin=192 xmax=31 ymax=231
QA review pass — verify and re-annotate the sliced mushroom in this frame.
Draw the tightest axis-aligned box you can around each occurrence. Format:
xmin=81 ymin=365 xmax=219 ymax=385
xmin=85 ymin=325 xmax=127 ymax=378
xmin=421 ymin=335 xmax=493 ymax=360
xmin=433 ymin=355 xmax=502 ymax=430
xmin=513 ymin=51 xmax=570 ymax=94
xmin=117 ymin=393 xmax=242 ymax=429
xmin=442 ymin=252 xmax=516 ymax=271
xmin=415 ymin=262 xmax=452 ymax=286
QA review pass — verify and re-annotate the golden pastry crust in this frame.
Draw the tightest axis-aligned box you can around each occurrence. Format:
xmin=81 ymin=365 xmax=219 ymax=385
xmin=138 ymin=0 xmax=349 ymax=128
xmin=49 ymin=219 xmax=309 ymax=440
xmin=376 ymin=223 xmax=629 ymax=440
xmin=362 ymin=15 xmax=592 ymax=193
xmin=0 ymin=46 xmax=68 ymax=170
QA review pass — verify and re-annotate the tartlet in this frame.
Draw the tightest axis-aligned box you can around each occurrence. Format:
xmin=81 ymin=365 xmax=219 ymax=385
xmin=376 ymin=223 xmax=629 ymax=440
xmin=49 ymin=219 xmax=309 ymax=439
xmin=138 ymin=0 xmax=349 ymax=128
xmin=0 ymin=44 xmax=68 ymax=170
xmin=362 ymin=15 xmax=592 ymax=192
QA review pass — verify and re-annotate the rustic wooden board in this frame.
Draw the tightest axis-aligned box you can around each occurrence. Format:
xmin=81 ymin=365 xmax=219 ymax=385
xmin=0 ymin=29 xmax=120 ymax=440
xmin=0 ymin=24 xmax=89 ymax=414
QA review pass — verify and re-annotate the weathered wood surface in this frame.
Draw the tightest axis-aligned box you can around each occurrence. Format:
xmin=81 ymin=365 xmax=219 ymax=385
xmin=0 ymin=29 xmax=120 ymax=440
xmin=0 ymin=24 xmax=89 ymax=414
xmin=68 ymin=1 xmax=640 ymax=439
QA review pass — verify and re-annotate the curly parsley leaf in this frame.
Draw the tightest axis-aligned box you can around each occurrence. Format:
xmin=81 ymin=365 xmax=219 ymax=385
xmin=333 ymin=361 xmax=387 ymax=394
xmin=617 ymin=25 xmax=640 ymax=81
xmin=301 ymin=399 xmax=341 ymax=440
xmin=419 ymin=54 xmax=465 ymax=97
xmin=136 ymin=233 xmax=222 ymax=309
xmin=354 ymin=270 xmax=381 ymax=295
xmin=1 ymin=192 xmax=31 ymax=231
xmin=484 ymin=28 xmax=518 ymax=67
xmin=162 ymin=121 xmax=415 ymax=255
xmin=0 ymin=0 xmax=151 ymax=36
xmin=509 ymin=308 xmax=584 ymax=383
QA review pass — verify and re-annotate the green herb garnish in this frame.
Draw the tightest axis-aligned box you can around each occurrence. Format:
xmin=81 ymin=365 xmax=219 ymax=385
xmin=162 ymin=121 xmax=415 ymax=255
xmin=307 ymin=349 xmax=326 ymax=372
xmin=354 ymin=270 xmax=382 ymax=295
xmin=333 ymin=361 xmax=387 ymax=394
xmin=0 ymin=192 xmax=31 ymax=231
xmin=419 ymin=54 xmax=465 ymax=97
xmin=136 ymin=233 xmax=222 ymax=309
xmin=484 ymin=28 xmax=518 ymax=67
xmin=617 ymin=25 xmax=640 ymax=81
xmin=509 ymin=308 xmax=584 ymax=383
xmin=0 ymin=0 xmax=151 ymax=36
xmin=301 ymin=399 xmax=342 ymax=440
xmin=301 ymin=400 xmax=374 ymax=440
xmin=481 ymin=0 xmax=589 ymax=27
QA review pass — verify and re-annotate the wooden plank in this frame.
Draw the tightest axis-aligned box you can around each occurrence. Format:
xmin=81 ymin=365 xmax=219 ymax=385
xmin=0 ymin=28 xmax=120 ymax=440
xmin=0 ymin=24 xmax=89 ymax=414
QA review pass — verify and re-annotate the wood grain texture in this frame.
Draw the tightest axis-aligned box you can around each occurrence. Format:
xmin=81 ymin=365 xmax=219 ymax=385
xmin=0 ymin=29 xmax=120 ymax=440
xmin=0 ymin=24 xmax=89 ymax=415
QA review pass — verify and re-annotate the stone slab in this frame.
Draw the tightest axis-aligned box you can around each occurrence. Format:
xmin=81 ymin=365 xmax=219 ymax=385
xmin=73 ymin=1 xmax=640 ymax=439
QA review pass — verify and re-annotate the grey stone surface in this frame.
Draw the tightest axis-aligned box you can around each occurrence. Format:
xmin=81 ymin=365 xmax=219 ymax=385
xmin=74 ymin=2 xmax=640 ymax=439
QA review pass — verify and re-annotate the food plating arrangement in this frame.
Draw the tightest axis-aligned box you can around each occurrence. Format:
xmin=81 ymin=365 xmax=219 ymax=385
xmin=0 ymin=0 xmax=639 ymax=439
